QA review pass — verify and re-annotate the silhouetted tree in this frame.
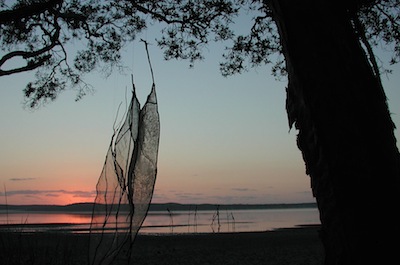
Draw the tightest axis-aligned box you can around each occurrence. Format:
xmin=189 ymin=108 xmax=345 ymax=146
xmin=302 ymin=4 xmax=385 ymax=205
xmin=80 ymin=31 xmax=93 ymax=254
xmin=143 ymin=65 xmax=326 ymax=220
xmin=1 ymin=1 xmax=399 ymax=264
xmin=269 ymin=1 xmax=399 ymax=265
xmin=0 ymin=0 xmax=241 ymax=107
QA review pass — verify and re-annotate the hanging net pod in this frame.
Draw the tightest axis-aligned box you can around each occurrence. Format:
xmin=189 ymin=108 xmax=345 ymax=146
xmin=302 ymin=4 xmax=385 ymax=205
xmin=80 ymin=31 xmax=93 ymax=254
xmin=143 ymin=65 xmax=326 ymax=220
xmin=89 ymin=44 xmax=160 ymax=264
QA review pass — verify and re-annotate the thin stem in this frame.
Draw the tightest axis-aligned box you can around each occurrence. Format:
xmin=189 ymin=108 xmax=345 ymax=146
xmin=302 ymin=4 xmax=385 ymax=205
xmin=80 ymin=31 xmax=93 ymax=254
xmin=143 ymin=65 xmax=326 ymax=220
xmin=141 ymin=39 xmax=155 ymax=84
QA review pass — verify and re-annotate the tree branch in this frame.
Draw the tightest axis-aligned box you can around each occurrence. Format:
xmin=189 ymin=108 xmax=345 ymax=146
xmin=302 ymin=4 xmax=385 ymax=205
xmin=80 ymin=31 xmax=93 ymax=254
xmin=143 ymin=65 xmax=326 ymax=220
xmin=0 ymin=25 xmax=60 ymax=75
xmin=375 ymin=3 xmax=400 ymax=28
xmin=0 ymin=55 xmax=51 ymax=76
xmin=352 ymin=14 xmax=384 ymax=90
xmin=0 ymin=0 xmax=63 ymax=24
xmin=131 ymin=3 xmax=183 ymax=25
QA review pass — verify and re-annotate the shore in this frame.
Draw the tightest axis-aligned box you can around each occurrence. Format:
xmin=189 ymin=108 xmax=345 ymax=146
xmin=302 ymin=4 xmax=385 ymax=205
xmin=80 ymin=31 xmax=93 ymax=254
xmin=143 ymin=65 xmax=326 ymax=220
xmin=0 ymin=225 xmax=323 ymax=265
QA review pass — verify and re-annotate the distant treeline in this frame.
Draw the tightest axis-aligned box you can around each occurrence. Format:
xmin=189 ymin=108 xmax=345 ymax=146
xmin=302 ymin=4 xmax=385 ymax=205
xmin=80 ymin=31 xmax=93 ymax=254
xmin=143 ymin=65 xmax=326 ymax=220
xmin=0 ymin=202 xmax=317 ymax=213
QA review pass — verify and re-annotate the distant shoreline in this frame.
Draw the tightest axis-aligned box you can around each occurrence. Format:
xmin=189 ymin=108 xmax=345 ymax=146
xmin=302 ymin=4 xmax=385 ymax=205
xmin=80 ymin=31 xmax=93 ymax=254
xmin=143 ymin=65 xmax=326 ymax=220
xmin=0 ymin=202 xmax=317 ymax=213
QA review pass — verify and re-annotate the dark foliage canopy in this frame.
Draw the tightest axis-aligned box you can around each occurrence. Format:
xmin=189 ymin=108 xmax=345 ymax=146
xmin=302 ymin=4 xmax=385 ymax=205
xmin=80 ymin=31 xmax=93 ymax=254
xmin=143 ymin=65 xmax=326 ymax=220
xmin=0 ymin=0 xmax=399 ymax=107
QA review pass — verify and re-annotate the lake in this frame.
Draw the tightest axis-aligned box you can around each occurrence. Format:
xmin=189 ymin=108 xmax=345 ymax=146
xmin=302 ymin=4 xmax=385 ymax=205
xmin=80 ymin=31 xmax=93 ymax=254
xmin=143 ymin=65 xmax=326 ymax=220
xmin=0 ymin=207 xmax=320 ymax=234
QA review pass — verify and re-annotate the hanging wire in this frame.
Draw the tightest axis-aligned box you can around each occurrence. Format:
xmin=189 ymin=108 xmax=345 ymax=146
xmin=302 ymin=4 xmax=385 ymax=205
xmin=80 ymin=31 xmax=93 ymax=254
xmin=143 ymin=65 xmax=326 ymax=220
xmin=140 ymin=39 xmax=155 ymax=84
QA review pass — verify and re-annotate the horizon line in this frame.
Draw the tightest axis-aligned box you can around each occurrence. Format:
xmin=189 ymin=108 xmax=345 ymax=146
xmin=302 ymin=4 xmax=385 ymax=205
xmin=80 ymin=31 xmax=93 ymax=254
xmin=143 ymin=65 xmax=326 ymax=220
xmin=0 ymin=201 xmax=317 ymax=207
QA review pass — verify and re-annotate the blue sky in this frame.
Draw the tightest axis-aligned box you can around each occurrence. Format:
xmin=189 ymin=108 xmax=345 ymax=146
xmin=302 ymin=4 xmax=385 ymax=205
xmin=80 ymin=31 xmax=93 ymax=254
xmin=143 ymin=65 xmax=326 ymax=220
xmin=0 ymin=18 xmax=399 ymax=205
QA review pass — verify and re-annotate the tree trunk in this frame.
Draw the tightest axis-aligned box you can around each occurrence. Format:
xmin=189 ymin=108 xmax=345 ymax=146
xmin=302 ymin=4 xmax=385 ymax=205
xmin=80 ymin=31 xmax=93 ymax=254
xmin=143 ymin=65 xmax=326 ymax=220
xmin=269 ymin=0 xmax=400 ymax=264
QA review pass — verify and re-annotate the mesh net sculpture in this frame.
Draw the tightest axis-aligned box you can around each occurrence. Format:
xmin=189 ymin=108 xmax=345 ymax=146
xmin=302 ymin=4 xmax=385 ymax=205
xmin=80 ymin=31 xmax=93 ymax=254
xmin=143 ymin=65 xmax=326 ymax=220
xmin=89 ymin=43 xmax=160 ymax=265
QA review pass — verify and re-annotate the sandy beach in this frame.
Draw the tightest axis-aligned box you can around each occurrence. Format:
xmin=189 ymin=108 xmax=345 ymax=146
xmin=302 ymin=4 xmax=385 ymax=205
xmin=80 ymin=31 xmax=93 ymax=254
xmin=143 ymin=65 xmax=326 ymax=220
xmin=0 ymin=225 xmax=323 ymax=265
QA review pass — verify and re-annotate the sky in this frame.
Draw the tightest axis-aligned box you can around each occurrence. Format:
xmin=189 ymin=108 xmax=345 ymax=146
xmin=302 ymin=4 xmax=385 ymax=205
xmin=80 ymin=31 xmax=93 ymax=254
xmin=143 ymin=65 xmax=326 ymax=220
xmin=0 ymin=17 xmax=399 ymax=206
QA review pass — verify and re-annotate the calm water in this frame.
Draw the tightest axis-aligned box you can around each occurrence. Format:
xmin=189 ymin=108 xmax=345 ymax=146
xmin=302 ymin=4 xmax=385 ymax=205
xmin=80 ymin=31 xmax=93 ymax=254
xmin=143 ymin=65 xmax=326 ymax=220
xmin=0 ymin=208 xmax=320 ymax=234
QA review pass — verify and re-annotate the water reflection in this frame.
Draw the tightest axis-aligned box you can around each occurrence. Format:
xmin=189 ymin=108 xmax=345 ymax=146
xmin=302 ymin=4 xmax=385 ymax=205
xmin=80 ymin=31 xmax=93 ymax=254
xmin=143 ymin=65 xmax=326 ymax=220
xmin=0 ymin=208 xmax=320 ymax=234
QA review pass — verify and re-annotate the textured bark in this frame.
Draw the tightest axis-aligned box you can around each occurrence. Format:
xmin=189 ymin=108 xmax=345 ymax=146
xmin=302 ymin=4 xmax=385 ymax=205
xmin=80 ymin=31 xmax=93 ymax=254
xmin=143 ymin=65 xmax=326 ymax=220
xmin=270 ymin=0 xmax=400 ymax=264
